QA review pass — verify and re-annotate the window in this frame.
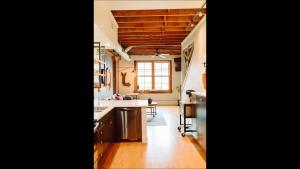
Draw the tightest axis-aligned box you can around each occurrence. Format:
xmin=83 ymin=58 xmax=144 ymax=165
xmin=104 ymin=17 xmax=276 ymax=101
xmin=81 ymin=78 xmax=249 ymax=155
xmin=134 ymin=60 xmax=172 ymax=93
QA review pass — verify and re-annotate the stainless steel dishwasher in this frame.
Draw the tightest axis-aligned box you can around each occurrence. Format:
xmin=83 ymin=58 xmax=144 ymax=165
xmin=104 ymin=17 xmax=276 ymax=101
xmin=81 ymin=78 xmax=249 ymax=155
xmin=114 ymin=107 xmax=141 ymax=141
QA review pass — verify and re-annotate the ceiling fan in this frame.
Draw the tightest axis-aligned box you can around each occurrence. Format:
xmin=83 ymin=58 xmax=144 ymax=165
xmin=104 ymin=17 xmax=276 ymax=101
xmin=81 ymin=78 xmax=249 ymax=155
xmin=123 ymin=46 xmax=171 ymax=58
xmin=153 ymin=49 xmax=169 ymax=58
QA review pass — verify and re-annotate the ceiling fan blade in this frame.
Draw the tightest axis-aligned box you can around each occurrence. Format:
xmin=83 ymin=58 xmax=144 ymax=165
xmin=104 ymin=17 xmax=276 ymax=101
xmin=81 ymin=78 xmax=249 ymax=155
xmin=158 ymin=54 xmax=169 ymax=58
xmin=124 ymin=46 xmax=134 ymax=53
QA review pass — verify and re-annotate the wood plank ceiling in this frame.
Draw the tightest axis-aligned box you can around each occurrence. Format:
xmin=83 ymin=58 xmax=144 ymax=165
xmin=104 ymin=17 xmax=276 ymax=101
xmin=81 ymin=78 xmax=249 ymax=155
xmin=112 ymin=8 xmax=206 ymax=56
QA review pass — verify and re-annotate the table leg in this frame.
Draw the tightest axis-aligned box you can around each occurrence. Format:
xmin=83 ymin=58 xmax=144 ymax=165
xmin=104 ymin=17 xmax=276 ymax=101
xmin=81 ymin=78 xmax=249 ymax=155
xmin=152 ymin=107 xmax=154 ymax=117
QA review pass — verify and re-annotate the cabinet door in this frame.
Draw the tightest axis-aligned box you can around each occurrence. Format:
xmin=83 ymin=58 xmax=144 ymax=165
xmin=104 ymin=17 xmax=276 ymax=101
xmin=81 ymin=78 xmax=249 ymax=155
xmin=103 ymin=112 xmax=113 ymax=153
xmin=97 ymin=125 xmax=105 ymax=161
xmin=196 ymin=96 xmax=206 ymax=150
xmin=126 ymin=108 xmax=141 ymax=140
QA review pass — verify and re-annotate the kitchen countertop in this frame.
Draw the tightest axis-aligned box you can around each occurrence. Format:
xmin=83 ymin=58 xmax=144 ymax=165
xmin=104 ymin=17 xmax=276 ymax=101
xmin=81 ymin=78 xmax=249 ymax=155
xmin=179 ymin=100 xmax=197 ymax=104
xmin=94 ymin=100 xmax=148 ymax=121
xmin=191 ymin=92 xmax=206 ymax=97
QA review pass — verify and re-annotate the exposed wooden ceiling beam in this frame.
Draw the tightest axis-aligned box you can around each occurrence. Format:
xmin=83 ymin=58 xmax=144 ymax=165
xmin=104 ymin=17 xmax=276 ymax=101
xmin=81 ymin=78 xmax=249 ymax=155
xmin=119 ymin=38 xmax=184 ymax=42
xmin=118 ymin=27 xmax=187 ymax=33
xmin=128 ymin=51 xmax=181 ymax=55
xmin=112 ymin=8 xmax=201 ymax=55
xmin=115 ymin=16 xmax=164 ymax=23
xmin=121 ymin=42 xmax=181 ymax=46
xmin=119 ymin=35 xmax=186 ymax=38
xmin=119 ymin=31 xmax=190 ymax=36
xmin=123 ymin=45 xmax=181 ymax=50
xmin=166 ymin=22 xmax=189 ymax=27
xmin=118 ymin=22 xmax=164 ymax=28
xmin=120 ymin=41 xmax=182 ymax=44
xmin=115 ymin=16 xmax=193 ymax=23
xmin=200 ymin=8 xmax=206 ymax=14
xmin=119 ymin=38 xmax=185 ymax=42
xmin=129 ymin=49 xmax=181 ymax=53
xmin=111 ymin=8 xmax=199 ymax=17
xmin=119 ymin=37 xmax=184 ymax=40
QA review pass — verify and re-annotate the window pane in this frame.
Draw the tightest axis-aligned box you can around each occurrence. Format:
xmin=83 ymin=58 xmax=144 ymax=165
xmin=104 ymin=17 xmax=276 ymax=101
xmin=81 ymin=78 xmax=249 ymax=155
xmin=155 ymin=84 xmax=162 ymax=90
xmin=136 ymin=61 xmax=170 ymax=91
xmin=139 ymin=84 xmax=145 ymax=90
xmin=155 ymin=69 xmax=161 ymax=76
xmin=138 ymin=82 xmax=144 ymax=86
xmin=162 ymin=77 xmax=168 ymax=83
xmin=145 ymin=69 xmax=152 ymax=76
xmin=162 ymin=84 xmax=169 ymax=90
xmin=138 ymin=69 xmax=144 ymax=76
xmin=145 ymin=77 xmax=151 ymax=83
xmin=145 ymin=63 xmax=152 ymax=69
xmin=155 ymin=63 xmax=162 ymax=69
xmin=162 ymin=69 xmax=168 ymax=75
xmin=144 ymin=83 xmax=152 ymax=90
xmin=155 ymin=77 xmax=161 ymax=83
xmin=138 ymin=77 xmax=144 ymax=83
xmin=162 ymin=63 xmax=168 ymax=69
xmin=138 ymin=63 xmax=144 ymax=69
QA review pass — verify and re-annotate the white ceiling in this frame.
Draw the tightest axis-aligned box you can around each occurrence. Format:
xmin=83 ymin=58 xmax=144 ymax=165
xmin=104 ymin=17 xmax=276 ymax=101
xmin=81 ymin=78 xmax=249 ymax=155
xmin=94 ymin=0 xmax=204 ymax=10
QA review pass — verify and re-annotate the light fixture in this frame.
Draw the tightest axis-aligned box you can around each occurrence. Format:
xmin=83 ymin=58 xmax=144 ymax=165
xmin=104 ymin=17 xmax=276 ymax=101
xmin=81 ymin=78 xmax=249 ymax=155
xmin=131 ymin=70 xmax=135 ymax=76
xmin=191 ymin=23 xmax=194 ymax=27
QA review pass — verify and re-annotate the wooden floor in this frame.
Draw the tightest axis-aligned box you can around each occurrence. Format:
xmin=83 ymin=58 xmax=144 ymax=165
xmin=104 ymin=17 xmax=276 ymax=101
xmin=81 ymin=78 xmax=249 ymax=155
xmin=100 ymin=106 xmax=206 ymax=169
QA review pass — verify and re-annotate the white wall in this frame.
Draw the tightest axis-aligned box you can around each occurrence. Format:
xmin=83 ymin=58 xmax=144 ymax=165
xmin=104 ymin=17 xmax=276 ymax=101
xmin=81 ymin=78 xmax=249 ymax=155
xmin=118 ymin=55 xmax=181 ymax=105
xmin=94 ymin=1 xmax=119 ymax=49
xmin=181 ymin=16 xmax=206 ymax=101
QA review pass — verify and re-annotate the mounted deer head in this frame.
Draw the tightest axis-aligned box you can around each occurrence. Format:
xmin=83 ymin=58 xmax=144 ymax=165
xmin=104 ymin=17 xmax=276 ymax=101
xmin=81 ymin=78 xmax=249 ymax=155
xmin=121 ymin=72 xmax=131 ymax=87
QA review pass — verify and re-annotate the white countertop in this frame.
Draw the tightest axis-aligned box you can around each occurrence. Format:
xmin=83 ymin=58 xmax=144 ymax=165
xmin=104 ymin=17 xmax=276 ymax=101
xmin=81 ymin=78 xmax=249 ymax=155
xmin=179 ymin=100 xmax=197 ymax=104
xmin=191 ymin=92 xmax=206 ymax=97
xmin=98 ymin=100 xmax=148 ymax=107
xmin=94 ymin=100 xmax=148 ymax=121
xmin=126 ymin=93 xmax=139 ymax=96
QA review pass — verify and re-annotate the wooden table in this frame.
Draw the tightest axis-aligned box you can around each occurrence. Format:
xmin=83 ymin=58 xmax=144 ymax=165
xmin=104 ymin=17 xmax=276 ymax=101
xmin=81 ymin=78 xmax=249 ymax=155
xmin=147 ymin=102 xmax=157 ymax=117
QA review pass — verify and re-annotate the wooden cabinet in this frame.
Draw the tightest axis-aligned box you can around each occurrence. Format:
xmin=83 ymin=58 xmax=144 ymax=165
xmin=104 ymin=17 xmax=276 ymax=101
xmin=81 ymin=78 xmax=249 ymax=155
xmin=94 ymin=109 xmax=114 ymax=169
xmin=195 ymin=95 xmax=206 ymax=151
xmin=94 ymin=136 xmax=98 ymax=169
xmin=103 ymin=112 xmax=113 ymax=153
xmin=96 ymin=124 xmax=105 ymax=162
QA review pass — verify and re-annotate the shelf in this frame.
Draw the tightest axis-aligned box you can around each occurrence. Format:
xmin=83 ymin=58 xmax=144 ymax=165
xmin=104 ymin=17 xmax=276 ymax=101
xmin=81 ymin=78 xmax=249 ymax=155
xmin=94 ymin=73 xmax=105 ymax=76
xmin=94 ymin=70 xmax=105 ymax=76
xmin=94 ymin=59 xmax=105 ymax=64
xmin=94 ymin=83 xmax=100 ymax=88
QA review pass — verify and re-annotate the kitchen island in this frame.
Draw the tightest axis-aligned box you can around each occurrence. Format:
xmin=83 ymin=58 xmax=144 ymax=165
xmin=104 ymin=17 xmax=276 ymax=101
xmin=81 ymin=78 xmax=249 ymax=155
xmin=94 ymin=100 xmax=148 ymax=143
